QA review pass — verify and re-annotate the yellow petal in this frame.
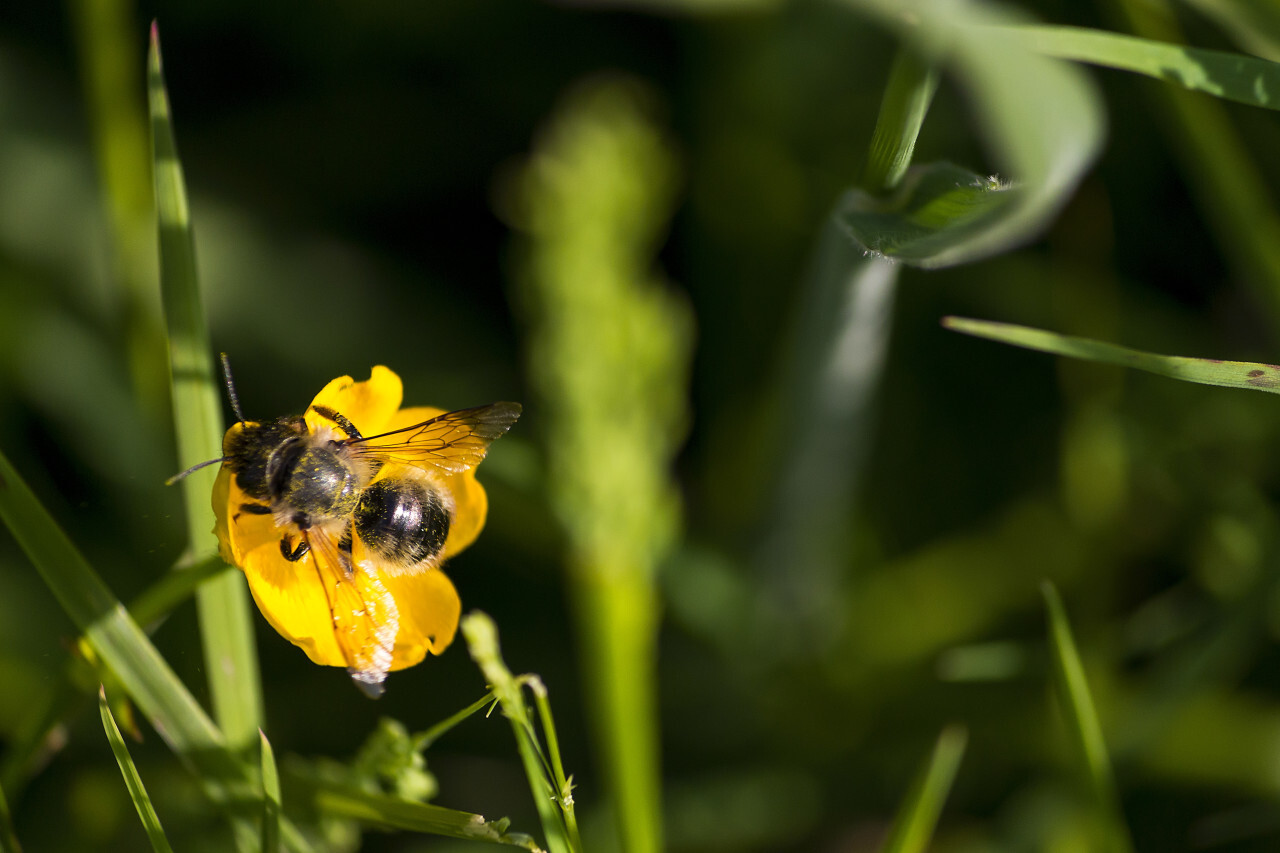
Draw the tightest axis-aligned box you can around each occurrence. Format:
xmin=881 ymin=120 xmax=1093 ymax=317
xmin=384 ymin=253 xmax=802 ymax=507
xmin=382 ymin=406 xmax=490 ymax=559
xmin=240 ymin=541 xmax=349 ymax=667
xmin=305 ymin=366 xmax=403 ymax=438
xmin=383 ymin=566 xmax=461 ymax=670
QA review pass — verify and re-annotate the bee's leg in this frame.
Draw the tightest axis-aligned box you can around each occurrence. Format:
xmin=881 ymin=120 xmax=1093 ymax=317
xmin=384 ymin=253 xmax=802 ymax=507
xmin=233 ymin=502 xmax=272 ymax=523
xmin=279 ymin=536 xmax=310 ymax=562
xmin=310 ymin=405 xmax=364 ymax=441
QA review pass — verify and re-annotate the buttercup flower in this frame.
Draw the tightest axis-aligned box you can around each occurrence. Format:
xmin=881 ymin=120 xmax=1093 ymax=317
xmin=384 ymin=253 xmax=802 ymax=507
xmin=211 ymin=366 xmax=518 ymax=694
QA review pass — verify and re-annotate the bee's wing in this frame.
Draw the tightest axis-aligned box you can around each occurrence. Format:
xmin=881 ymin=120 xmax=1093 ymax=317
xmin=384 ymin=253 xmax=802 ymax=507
xmin=305 ymin=528 xmax=399 ymax=698
xmin=347 ymin=402 xmax=522 ymax=475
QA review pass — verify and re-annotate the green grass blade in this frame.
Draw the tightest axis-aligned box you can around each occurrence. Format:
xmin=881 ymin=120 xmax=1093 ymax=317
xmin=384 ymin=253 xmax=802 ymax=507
xmin=1041 ymin=583 xmax=1133 ymax=853
xmin=148 ymin=22 xmax=263 ymax=752
xmin=944 ymin=316 xmax=1280 ymax=396
xmin=0 ymin=448 xmax=320 ymax=851
xmin=527 ymin=677 xmax=583 ymax=852
xmin=99 ymin=686 xmax=175 ymax=853
xmin=842 ymin=0 xmax=1104 ymax=268
xmin=0 ymin=778 xmax=20 ymax=853
xmin=1010 ymin=25 xmax=1280 ymax=111
xmin=880 ymin=725 xmax=968 ymax=853
xmin=260 ymin=731 xmax=281 ymax=853
xmin=308 ymin=778 xmax=543 ymax=850
xmin=1 ymin=554 xmax=227 ymax=800
xmin=413 ymin=691 xmax=496 ymax=751
xmin=464 ymin=613 xmax=574 ymax=853
xmin=0 ymin=447 xmax=229 ymax=761
xmin=100 ymin=687 xmax=174 ymax=852
xmin=861 ymin=47 xmax=939 ymax=194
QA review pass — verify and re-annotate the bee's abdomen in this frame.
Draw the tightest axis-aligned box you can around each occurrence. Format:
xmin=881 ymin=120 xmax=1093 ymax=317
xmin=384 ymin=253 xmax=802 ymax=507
xmin=354 ymin=476 xmax=450 ymax=566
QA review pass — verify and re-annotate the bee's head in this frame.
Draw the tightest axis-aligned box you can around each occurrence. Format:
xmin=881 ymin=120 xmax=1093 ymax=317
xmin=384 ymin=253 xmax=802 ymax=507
xmin=222 ymin=417 xmax=309 ymax=501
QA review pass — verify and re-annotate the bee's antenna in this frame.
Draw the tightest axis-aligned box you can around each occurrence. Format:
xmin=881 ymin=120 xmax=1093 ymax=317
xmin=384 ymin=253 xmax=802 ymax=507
xmin=165 ymin=456 xmax=224 ymax=486
xmin=221 ymin=352 xmax=246 ymax=424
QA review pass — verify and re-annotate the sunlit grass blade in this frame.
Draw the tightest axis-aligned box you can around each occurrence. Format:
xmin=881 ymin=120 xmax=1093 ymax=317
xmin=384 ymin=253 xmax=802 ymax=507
xmin=308 ymin=779 xmax=543 ymax=851
xmin=880 ymin=725 xmax=967 ymax=853
xmin=944 ymin=316 xmax=1280 ymax=396
xmin=861 ymin=47 xmax=939 ymax=193
xmin=99 ymin=686 xmax=175 ymax=853
xmin=148 ymin=22 xmax=263 ymax=752
xmin=0 ymin=448 xmax=317 ymax=851
xmin=1 ymin=554 xmax=227 ymax=800
xmin=1009 ymin=25 xmax=1280 ymax=111
xmin=0 ymin=778 xmax=20 ymax=853
xmin=1042 ymin=583 xmax=1133 ymax=853
xmin=259 ymin=731 xmax=280 ymax=853
xmin=463 ymin=612 xmax=576 ymax=853
xmin=843 ymin=0 xmax=1104 ymax=268
xmin=0 ymin=446 xmax=228 ymax=762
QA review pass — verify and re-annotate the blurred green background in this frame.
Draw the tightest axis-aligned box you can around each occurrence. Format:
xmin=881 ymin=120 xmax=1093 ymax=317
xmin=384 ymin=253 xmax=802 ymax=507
xmin=5 ymin=0 xmax=1280 ymax=850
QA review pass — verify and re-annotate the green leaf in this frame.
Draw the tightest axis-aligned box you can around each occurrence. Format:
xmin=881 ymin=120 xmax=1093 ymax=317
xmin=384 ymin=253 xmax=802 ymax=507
xmin=880 ymin=725 xmax=968 ymax=853
xmin=148 ymin=22 xmax=263 ymax=752
xmin=1011 ymin=24 xmax=1280 ymax=111
xmin=260 ymin=731 xmax=281 ymax=853
xmin=99 ymin=687 xmax=175 ymax=853
xmin=1041 ymin=583 xmax=1133 ymax=853
xmin=944 ymin=315 xmax=1280 ymax=396
xmin=840 ymin=0 xmax=1105 ymax=267
xmin=839 ymin=164 xmax=1015 ymax=265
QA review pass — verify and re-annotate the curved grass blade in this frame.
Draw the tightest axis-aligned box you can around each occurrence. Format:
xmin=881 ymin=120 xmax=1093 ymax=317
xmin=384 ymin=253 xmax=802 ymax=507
xmin=148 ymin=22 xmax=263 ymax=751
xmin=944 ymin=316 xmax=1280 ymax=396
xmin=0 ymin=779 xmax=20 ymax=853
xmin=100 ymin=686 xmax=175 ymax=853
xmin=1041 ymin=583 xmax=1133 ymax=853
xmin=260 ymin=731 xmax=281 ymax=853
xmin=841 ymin=0 xmax=1105 ymax=268
xmin=464 ymin=612 xmax=577 ymax=853
xmin=880 ymin=725 xmax=967 ymax=853
xmin=1010 ymin=25 xmax=1280 ymax=111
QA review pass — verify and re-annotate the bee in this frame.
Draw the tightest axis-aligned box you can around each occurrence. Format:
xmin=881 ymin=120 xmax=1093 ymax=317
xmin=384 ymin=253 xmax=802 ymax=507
xmin=178 ymin=358 xmax=520 ymax=697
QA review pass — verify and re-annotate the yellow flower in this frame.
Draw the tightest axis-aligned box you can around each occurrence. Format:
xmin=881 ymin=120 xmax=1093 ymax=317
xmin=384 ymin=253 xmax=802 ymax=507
xmin=212 ymin=367 xmax=501 ymax=686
